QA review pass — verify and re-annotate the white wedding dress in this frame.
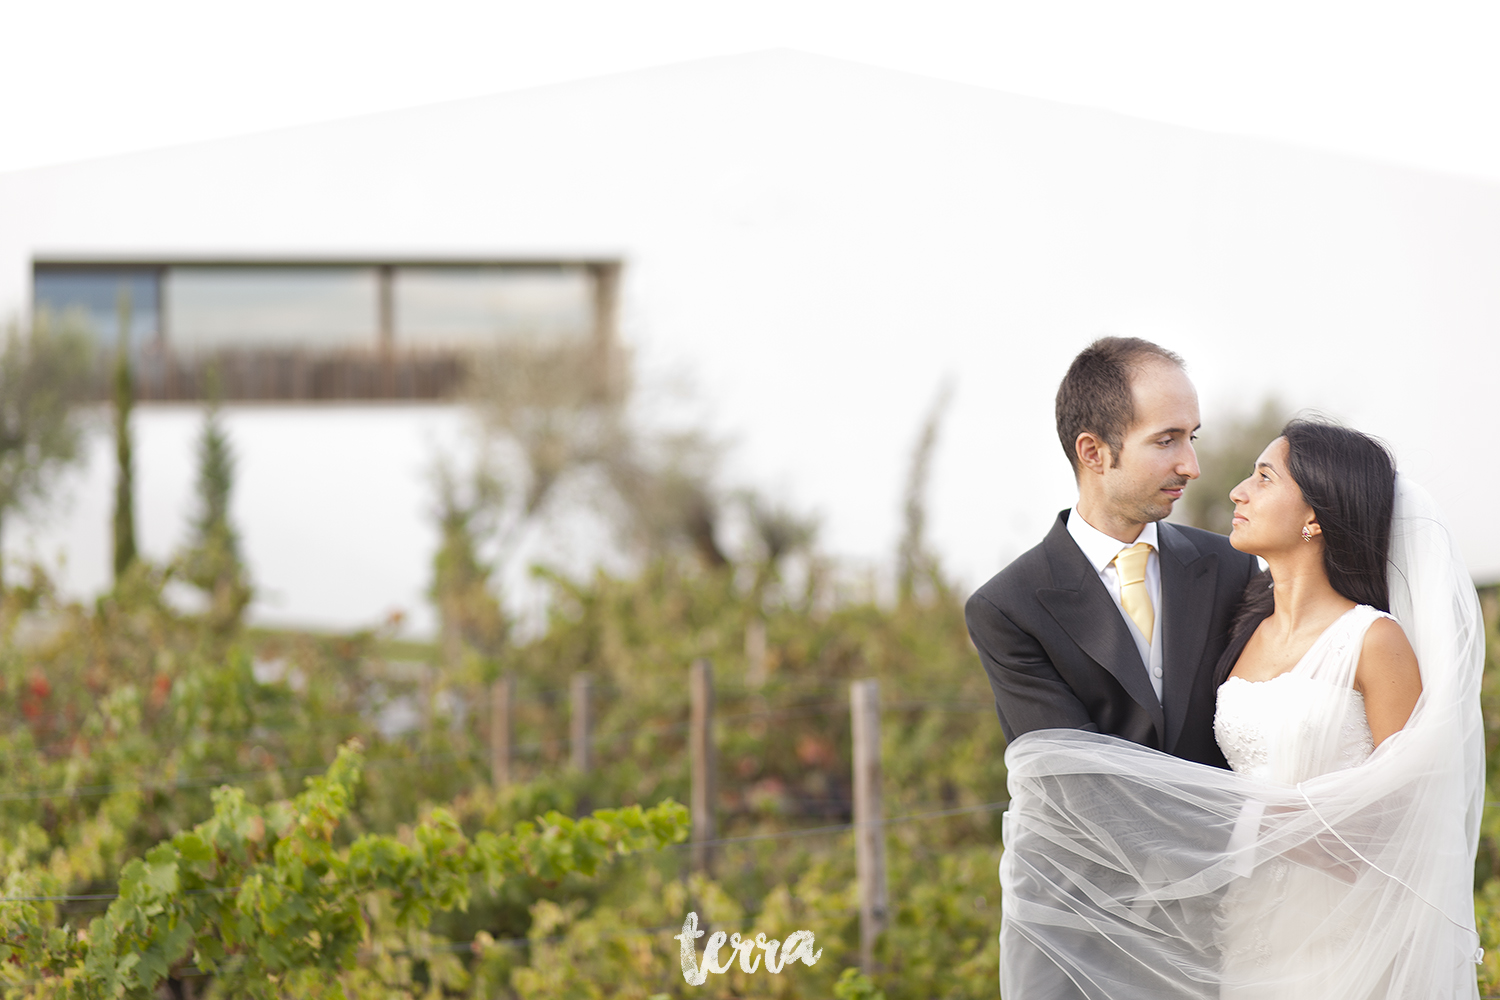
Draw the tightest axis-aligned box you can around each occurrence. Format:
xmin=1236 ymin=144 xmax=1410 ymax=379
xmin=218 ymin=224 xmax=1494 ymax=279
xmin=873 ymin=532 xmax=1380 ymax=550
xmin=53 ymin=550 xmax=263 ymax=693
xmin=998 ymin=478 xmax=1484 ymax=1000
xmin=1212 ymin=604 xmax=1387 ymax=999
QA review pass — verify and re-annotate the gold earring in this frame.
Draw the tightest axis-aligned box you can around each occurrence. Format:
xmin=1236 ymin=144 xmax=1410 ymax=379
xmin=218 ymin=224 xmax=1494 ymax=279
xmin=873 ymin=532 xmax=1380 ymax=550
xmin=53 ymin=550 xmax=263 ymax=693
xmin=1301 ymin=525 xmax=1314 ymax=542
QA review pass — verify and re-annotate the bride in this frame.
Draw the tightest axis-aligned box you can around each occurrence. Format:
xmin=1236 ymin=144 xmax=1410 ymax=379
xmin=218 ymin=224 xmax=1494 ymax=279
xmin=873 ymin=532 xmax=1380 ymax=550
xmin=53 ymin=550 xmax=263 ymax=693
xmin=999 ymin=419 xmax=1485 ymax=999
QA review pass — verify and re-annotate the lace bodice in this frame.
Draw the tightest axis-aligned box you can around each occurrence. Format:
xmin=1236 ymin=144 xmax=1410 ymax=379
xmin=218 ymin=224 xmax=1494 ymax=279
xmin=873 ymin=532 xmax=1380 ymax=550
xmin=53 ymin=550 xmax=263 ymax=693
xmin=1216 ymin=675 xmax=1374 ymax=780
xmin=1214 ymin=606 xmax=1387 ymax=783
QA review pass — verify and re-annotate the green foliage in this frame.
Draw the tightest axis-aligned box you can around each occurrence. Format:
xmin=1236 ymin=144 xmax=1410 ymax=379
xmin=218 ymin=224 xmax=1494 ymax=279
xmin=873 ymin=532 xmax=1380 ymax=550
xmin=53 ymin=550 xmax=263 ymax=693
xmin=474 ymin=551 xmax=1006 ymax=1000
xmin=191 ymin=373 xmax=236 ymax=553
xmin=0 ymin=741 xmax=687 ymax=997
xmin=463 ymin=338 xmax=734 ymax=571
xmin=0 ymin=311 xmax=94 ymax=579
xmin=834 ymin=967 xmax=888 ymax=1000
xmin=5 ymin=359 xmax=1494 ymax=996
xmin=429 ymin=457 xmax=508 ymax=671
xmin=736 ymin=490 xmax=819 ymax=609
xmin=110 ymin=291 xmax=137 ymax=583
xmin=609 ymin=432 xmax=732 ymax=570
xmin=1474 ymin=587 xmax=1500 ymax=996
xmin=179 ymin=373 xmax=252 ymax=633
xmin=0 ymin=539 xmax=1009 ymax=997
xmin=465 ymin=339 xmax=623 ymax=522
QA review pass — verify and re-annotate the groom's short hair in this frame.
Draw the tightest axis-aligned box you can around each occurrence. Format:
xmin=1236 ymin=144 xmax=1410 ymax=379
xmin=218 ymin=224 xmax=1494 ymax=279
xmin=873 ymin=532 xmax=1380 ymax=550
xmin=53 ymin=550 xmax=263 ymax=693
xmin=1056 ymin=337 xmax=1186 ymax=474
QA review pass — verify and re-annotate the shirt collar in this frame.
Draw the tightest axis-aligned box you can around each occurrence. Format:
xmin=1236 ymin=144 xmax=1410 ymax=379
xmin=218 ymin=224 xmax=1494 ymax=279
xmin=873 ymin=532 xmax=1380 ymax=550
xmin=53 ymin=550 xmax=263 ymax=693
xmin=1067 ymin=507 xmax=1160 ymax=574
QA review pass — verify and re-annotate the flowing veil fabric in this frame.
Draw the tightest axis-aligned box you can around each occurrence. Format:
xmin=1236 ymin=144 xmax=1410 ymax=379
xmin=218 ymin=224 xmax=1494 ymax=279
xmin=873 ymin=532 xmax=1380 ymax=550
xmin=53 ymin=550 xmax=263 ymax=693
xmin=998 ymin=477 xmax=1485 ymax=999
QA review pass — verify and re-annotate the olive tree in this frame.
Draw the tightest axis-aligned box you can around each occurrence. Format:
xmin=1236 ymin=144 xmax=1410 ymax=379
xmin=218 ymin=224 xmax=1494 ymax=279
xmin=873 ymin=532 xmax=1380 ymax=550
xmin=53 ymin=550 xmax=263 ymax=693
xmin=0 ymin=313 xmax=95 ymax=584
xmin=459 ymin=338 xmax=731 ymax=574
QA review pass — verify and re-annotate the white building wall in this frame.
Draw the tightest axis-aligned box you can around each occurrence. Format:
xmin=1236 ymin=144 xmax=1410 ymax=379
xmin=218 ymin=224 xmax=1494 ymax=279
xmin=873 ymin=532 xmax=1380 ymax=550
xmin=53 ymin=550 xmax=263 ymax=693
xmin=3 ymin=52 xmax=1498 ymax=633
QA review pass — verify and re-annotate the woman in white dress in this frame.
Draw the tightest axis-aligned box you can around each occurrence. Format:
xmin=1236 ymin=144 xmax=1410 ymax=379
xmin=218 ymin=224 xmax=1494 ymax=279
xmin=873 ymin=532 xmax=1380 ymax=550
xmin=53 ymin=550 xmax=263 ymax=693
xmin=999 ymin=420 xmax=1485 ymax=999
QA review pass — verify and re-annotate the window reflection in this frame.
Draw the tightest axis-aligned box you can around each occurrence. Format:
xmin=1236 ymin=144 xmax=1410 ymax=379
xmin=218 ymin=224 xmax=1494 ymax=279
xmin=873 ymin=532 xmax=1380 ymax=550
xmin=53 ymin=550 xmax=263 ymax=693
xmin=30 ymin=260 xmax=610 ymax=401
xmin=395 ymin=267 xmax=592 ymax=347
xmin=33 ymin=268 xmax=160 ymax=348
xmin=165 ymin=267 xmax=379 ymax=351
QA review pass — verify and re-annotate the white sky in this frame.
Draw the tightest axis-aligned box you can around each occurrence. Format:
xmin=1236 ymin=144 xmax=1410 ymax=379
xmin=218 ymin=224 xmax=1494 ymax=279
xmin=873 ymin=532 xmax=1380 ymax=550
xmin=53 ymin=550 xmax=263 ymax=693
xmin=5 ymin=1 xmax=1500 ymax=183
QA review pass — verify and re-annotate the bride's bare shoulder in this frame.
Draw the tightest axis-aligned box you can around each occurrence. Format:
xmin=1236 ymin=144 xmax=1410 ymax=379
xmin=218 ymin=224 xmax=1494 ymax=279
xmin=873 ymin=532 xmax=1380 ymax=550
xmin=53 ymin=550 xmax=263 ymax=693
xmin=1362 ymin=614 xmax=1416 ymax=677
xmin=1357 ymin=616 xmax=1422 ymax=744
xmin=1360 ymin=615 xmax=1415 ymax=663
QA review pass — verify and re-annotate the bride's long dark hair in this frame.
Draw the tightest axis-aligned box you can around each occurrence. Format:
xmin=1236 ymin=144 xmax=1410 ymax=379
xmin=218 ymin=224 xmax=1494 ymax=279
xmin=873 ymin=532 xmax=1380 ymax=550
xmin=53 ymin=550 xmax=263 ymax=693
xmin=1230 ymin=418 xmax=1397 ymax=640
xmin=1284 ymin=418 xmax=1397 ymax=611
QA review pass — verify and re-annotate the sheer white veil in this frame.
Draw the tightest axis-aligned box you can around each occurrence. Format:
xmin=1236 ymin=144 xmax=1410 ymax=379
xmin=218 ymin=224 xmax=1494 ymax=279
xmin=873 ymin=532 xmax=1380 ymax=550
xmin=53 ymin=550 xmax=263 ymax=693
xmin=998 ymin=476 xmax=1485 ymax=999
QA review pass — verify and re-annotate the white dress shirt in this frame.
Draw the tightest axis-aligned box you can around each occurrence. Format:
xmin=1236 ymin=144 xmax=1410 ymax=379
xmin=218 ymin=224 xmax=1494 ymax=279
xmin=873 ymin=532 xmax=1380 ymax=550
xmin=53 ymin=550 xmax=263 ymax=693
xmin=1067 ymin=508 xmax=1165 ymax=702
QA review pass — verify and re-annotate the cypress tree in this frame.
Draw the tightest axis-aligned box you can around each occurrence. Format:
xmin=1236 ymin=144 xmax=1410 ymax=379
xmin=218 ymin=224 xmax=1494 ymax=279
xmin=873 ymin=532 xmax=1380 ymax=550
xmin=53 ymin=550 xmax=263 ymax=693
xmin=192 ymin=368 xmax=237 ymax=563
xmin=183 ymin=365 xmax=250 ymax=630
xmin=111 ymin=288 xmax=137 ymax=582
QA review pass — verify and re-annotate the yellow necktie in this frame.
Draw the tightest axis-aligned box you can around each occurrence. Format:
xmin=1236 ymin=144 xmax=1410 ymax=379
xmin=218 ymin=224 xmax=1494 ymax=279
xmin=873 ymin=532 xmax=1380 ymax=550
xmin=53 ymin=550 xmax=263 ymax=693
xmin=1114 ymin=542 xmax=1155 ymax=640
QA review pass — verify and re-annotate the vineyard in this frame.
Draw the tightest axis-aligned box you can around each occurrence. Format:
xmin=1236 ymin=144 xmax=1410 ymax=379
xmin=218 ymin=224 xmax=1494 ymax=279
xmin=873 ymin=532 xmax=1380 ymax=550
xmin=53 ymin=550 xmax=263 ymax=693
xmin=0 ymin=320 xmax=1497 ymax=997
xmin=2 ymin=554 xmax=1497 ymax=998
xmin=0 ymin=546 xmax=1017 ymax=998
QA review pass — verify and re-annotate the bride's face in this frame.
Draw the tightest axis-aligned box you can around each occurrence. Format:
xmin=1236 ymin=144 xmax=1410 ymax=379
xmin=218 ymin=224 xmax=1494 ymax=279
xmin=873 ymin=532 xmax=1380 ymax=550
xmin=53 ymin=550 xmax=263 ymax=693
xmin=1228 ymin=437 xmax=1319 ymax=554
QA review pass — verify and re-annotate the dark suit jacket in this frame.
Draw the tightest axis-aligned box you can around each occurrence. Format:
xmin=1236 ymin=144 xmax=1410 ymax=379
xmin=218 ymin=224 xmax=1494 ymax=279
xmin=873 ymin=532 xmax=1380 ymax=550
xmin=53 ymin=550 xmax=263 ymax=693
xmin=966 ymin=510 xmax=1258 ymax=768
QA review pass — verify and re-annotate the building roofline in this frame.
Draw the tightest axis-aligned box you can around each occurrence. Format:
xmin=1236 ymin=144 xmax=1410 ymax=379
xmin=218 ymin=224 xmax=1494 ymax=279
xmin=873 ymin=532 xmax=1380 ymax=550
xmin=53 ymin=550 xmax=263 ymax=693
xmin=33 ymin=256 xmax=622 ymax=271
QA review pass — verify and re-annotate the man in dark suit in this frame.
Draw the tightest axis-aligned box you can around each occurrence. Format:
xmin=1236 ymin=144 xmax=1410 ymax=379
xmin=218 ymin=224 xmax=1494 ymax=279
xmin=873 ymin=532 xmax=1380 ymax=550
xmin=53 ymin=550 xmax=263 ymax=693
xmin=967 ymin=337 xmax=1257 ymax=766
xmin=968 ymin=337 xmax=1258 ymax=997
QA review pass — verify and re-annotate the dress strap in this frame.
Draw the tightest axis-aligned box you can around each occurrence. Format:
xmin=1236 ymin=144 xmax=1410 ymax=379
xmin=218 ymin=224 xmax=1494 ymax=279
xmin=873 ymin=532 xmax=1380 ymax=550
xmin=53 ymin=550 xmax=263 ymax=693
xmin=1356 ymin=605 xmax=1398 ymax=629
xmin=1302 ymin=605 xmax=1388 ymax=688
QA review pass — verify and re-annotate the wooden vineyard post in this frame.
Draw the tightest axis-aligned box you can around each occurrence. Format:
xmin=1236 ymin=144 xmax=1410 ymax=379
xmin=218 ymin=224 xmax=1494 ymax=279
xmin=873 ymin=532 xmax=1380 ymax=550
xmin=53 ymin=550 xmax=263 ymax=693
xmin=421 ymin=664 xmax=435 ymax=752
xmin=744 ymin=617 xmax=768 ymax=689
xmin=851 ymin=679 xmax=889 ymax=974
xmin=690 ymin=659 xmax=716 ymax=874
xmin=490 ymin=674 xmax=514 ymax=790
xmin=571 ymin=673 xmax=593 ymax=773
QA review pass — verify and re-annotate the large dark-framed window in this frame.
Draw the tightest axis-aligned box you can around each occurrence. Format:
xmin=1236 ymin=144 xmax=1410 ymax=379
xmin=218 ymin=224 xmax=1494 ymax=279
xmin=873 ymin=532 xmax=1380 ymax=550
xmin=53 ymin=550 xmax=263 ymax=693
xmin=31 ymin=258 xmax=620 ymax=401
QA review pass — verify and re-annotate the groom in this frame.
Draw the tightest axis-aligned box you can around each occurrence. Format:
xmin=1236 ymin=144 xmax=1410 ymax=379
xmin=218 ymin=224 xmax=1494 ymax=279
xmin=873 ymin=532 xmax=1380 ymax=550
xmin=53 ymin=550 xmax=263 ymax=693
xmin=967 ymin=336 xmax=1259 ymax=769
xmin=968 ymin=337 xmax=1257 ymax=997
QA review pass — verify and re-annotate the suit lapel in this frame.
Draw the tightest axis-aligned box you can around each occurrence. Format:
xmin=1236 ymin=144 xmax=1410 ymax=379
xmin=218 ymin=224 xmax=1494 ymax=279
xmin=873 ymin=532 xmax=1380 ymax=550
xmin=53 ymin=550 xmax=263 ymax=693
xmin=1036 ymin=514 xmax=1165 ymax=744
xmin=1157 ymin=521 xmax=1219 ymax=754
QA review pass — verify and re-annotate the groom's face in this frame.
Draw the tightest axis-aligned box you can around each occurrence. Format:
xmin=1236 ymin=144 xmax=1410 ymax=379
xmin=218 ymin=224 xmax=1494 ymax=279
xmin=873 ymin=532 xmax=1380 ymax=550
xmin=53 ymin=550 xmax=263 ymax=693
xmin=1099 ymin=362 xmax=1202 ymax=526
